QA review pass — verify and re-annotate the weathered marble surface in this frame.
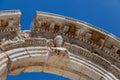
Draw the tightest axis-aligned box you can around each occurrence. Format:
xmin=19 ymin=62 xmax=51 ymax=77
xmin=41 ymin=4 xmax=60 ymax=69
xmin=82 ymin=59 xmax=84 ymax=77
xmin=0 ymin=10 xmax=119 ymax=80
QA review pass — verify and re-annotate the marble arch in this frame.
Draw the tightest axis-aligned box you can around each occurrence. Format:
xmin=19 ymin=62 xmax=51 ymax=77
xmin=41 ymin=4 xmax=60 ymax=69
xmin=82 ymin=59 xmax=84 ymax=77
xmin=0 ymin=10 xmax=119 ymax=80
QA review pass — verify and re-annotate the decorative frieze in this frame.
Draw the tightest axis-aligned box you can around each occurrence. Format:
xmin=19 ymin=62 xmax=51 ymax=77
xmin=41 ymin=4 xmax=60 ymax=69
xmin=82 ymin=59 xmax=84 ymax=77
xmin=0 ymin=10 xmax=119 ymax=80
xmin=0 ymin=10 xmax=21 ymax=33
xmin=31 ymin=12 xmax=120 ymax=64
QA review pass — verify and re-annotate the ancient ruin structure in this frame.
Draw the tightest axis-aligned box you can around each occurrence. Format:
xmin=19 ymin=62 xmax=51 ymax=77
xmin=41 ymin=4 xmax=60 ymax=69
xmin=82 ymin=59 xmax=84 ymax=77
xmin=0 ymin=10 xmax=120 ymax=80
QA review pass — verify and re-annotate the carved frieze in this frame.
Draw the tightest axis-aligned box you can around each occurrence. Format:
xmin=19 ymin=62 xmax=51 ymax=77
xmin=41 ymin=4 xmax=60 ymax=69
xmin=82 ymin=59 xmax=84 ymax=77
xmin=31 ymin=12 xmax=120 ymax=64
xmin=0 ymin=19 xmax=8 ymax=29
xmin=64 ymin=22 xmax=77 ymax=38
xmin=0 ymin=10 xmax=120 ymax=80
xmin=53 ymin=23 xmax=61 ymax=33
xmin=0 ymin=17 xmax=20 ymax=32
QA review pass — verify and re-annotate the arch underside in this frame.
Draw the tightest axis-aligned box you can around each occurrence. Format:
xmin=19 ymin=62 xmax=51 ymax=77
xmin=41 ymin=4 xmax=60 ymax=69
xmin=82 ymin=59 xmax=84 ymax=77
xmin=0 ymin=10 xmax=119 ymax=80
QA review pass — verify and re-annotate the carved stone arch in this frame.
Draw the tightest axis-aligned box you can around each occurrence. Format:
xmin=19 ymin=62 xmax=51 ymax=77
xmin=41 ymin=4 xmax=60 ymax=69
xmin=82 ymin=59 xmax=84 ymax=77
xmin=0 ymin=10 xmax=120 ymax=80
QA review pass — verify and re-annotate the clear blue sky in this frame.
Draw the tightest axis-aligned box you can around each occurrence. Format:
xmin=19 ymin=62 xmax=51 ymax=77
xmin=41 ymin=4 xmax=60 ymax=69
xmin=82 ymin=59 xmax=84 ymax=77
xmin=0 ymin=0 xmax=120 ymax=80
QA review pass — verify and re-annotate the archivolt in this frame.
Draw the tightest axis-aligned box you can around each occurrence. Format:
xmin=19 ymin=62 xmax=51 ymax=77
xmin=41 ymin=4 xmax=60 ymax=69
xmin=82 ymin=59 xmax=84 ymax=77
xmin=0 ymin=10 xmax=119 ymax=80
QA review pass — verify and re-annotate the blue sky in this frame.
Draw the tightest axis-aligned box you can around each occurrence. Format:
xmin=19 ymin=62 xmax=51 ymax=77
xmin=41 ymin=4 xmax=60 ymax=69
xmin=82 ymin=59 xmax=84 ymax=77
xmin=0 ymin=0 xmax=120 ymax=80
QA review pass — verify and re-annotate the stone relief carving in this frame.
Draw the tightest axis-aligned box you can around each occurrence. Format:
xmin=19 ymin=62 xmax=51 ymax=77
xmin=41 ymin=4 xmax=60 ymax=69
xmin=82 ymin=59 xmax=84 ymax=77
xmin=0 ymin=19 xmax=9 ymax=30
xmin=117 ymin=49 xmax=120 ymax=57
xmin=41 ymin=21 xmax=50 ymax=31
xmin=88 ymin=30 xmax=106 ymax=46
xmin=32 ymin=14 xmax=120 ymax=63
xmin=49 ymin=23 xmax=55 ymax=32
xmin=64 ymin=22 xmax=77 ymax=38
xmin=17 ymin=31 xmax=30 ymax=39
xmin=0 ymin=17 xmax=20 ymax=33
xmin=47 ymin=39 xmax=54 ymax=47
xmin=53 ymin=23 xmax=60 ymax=33
xmin=13 ymin=19 xmax=19 ymax=26
xmin=0 ymin=10 xmax=120 ymax=80
xmin=84 ymin=32 xmax=92 ymax=40
xmin=42 ymin=22 xmax=61 ymax=33
xmin=63 ymin=25 xmax=69 ymax=34
xmin=54 ymin=35 xmax=63 ymax=47
xmin=76 ymin=27 xmax=89 ymax=37
xmin=8 ymin=17 xmax=17 ymax=27
xmin=34 ymin=18 xmax=40 ymax=28
xmin=102 ymin=38 xmax=120 ymax=61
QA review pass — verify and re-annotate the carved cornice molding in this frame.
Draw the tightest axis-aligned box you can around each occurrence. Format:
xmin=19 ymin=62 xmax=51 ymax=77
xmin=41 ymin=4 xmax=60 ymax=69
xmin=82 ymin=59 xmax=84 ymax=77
xmin=0 ymin=10 xmax=119 ymax=80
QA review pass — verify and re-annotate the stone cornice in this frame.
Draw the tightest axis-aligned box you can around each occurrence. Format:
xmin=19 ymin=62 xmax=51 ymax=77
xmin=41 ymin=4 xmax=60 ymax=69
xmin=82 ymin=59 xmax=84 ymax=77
xmin=0 ymin=10 xmax=119 ymax=80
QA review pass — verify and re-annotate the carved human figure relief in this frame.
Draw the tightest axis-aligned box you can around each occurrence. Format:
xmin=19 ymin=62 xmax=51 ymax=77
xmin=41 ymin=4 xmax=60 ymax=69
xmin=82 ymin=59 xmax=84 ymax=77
xmin=0 ymin=10 xmax=119 ymax=80
xmin=84 ymin=32 xmax=92 ymax=39
xmin=49 ymin=23 xmax=55 ymax=32
xmin=0 ymin=19 xmax=9 ymax=30
xmin=54 ymin=35 xmax=63 ymax=47
xmin=9 ymin=20 xmax=14 ymax=27
xmin=63 ymin=25 xmax=69 ymax=33
xmin=64 ymin=22 xmax=76 ymax=38
xmin=75 ymin=29 xmax=80 ymax=38
xmin=78 ymin=27 xmax=90 ymax=38
xmin=41 ymin=21 xmax=50 ymax=31
xmin=53 ymin=23 xmax=60 ymax=33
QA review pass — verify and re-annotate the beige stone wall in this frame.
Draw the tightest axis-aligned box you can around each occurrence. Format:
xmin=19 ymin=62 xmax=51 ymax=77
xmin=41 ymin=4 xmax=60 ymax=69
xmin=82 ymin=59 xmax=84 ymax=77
xmin=0 ymin=10 xmax=119 ymax=80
